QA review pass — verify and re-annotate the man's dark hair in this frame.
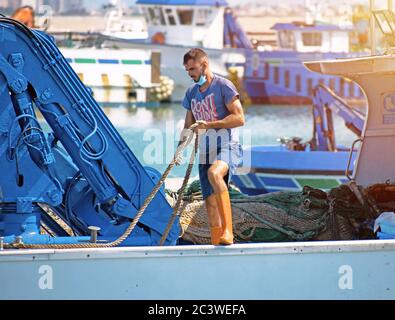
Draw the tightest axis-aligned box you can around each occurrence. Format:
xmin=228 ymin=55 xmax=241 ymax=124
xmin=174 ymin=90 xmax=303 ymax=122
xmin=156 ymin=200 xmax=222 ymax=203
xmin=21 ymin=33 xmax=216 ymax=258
xmin=183 ymin=48 xmax=208 ymax=65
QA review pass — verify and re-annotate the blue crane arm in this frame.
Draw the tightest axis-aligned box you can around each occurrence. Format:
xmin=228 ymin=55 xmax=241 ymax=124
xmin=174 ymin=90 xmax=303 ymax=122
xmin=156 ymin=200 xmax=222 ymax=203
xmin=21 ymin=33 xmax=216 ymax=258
xmin=0 ymin=18 xmax=180 ymax=246
xmin=311 ymin=84 xmax=365 ymax=151
xmin=223 ymin=8 xmax=253 ymax=49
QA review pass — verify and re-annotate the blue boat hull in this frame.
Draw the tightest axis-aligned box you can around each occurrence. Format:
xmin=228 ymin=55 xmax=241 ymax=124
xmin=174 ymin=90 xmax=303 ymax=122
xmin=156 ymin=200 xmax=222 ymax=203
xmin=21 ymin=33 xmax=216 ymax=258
xmin=232 ymin=145 xmax=356 ymax=194
xmin=243 ymin=51 xmax=366 ymax=104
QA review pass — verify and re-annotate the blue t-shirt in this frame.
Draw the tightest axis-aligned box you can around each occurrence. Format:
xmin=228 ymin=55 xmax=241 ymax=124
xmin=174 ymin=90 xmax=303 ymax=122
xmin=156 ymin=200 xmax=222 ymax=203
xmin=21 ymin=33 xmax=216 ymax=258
xmin=182 ymin=74 xmax=240 ymax=154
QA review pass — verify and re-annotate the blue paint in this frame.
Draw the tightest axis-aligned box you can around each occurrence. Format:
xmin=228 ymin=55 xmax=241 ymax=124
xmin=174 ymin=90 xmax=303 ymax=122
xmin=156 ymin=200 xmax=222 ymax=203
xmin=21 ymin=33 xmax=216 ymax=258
xmin=98 ymin=59 xmax=119 ymax=64
xmin=259 ymin=176 xmax=299 ymax=189
xmin=271 ymin=22 xmax=353 ymax=32
xmin=377 ymin=232 xmax=395 ymax=239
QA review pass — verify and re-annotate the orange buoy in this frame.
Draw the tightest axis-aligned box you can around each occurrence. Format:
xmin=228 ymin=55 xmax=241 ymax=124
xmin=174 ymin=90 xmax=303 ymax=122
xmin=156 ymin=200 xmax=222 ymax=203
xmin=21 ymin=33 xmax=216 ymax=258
xmin=151 ymin=32 xmax=165 ymax=45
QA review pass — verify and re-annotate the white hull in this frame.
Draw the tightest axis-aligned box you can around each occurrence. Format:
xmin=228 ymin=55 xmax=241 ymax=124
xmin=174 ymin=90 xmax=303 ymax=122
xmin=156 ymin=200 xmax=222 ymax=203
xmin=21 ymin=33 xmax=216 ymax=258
xmin=1 ymin=240 xmax=395 ymax=300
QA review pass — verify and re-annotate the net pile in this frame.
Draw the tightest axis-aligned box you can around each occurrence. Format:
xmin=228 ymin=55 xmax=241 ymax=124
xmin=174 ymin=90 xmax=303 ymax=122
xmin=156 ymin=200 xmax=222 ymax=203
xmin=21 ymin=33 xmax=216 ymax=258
xmin=168 ymin=181 xmax=395 ymax=244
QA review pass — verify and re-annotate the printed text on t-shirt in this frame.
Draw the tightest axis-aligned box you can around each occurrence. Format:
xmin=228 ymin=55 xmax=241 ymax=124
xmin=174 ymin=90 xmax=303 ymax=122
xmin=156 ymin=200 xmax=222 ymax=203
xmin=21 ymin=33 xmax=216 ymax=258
xmin=191 ymin=93 xmax=218 ymax=121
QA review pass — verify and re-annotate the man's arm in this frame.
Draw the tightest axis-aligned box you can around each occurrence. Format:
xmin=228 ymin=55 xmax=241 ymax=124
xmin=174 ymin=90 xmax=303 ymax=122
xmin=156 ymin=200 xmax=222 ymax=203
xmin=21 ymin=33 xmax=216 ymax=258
xmin=197 ymin=96 xmax=245 ymax=130
xmin=184 ymin=110 xmax=196 ymax=129
xmin=174 ymin=110 xmax=196 ymax=165
xmin=178 ymin=110 xmax=196 ymax=146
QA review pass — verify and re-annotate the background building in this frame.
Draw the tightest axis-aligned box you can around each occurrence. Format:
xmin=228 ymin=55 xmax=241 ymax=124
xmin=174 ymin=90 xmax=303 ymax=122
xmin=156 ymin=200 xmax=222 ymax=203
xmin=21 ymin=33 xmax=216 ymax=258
xmin=0 ymin=0 xmax=86 ymax=14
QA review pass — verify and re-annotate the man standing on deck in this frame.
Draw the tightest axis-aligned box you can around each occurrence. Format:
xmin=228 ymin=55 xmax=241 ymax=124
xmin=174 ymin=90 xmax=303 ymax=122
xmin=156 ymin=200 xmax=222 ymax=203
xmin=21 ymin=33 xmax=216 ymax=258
xmin=179 ymin=48 xmax=245 ymax=245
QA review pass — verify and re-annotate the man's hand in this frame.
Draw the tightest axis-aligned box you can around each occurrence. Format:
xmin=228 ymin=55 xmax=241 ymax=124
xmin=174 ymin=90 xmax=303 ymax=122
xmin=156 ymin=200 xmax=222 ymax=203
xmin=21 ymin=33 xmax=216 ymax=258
xmin=194 ymin=120 xmax=210 ymax=134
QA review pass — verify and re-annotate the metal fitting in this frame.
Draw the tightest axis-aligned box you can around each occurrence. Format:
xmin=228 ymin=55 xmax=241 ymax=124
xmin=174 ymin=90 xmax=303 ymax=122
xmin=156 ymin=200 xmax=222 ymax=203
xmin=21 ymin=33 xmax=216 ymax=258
xmin=88 ymin=226 xmax=101 ymax=243
xmin=15 ymin=236 xmax=23 ymax=245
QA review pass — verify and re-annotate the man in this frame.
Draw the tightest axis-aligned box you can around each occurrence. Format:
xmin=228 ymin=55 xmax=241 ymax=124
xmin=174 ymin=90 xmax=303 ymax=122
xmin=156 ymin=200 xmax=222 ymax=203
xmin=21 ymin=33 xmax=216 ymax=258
xmin=180 ymin=48 xmax=245 ymax=245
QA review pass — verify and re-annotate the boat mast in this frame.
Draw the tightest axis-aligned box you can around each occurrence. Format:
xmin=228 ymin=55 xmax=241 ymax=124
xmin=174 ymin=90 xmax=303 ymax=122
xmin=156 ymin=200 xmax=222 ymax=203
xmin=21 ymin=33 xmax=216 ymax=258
xmin=370 ymin=0 xmax=376 ymax=55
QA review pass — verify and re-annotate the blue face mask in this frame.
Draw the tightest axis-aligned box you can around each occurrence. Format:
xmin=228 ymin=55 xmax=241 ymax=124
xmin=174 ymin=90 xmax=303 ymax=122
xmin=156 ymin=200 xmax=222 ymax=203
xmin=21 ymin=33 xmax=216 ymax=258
xmin=193 ymin=66 xmax=207 ymax=86
xmin=196 ymin=73 xmax=207 ymax=86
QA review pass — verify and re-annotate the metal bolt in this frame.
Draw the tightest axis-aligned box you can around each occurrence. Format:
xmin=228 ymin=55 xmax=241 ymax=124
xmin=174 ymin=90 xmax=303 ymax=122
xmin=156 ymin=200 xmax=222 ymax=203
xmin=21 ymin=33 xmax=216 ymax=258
xmin=88 ymin=226 xmax=101 ymax=243
xmin=0 ymin=237 xmax=4 ymax=251
xmin=47 ymin=189 xmax=60 ymax=203
xmin=41 ymin=88 xmax=52 ymax=101
xmin=11 ymin=79 xmax=24 ymax=92
xmin=9 ymin=53 xmax=24 ymax=68
xmin=15 ymin=236 xmax=23 ymax=245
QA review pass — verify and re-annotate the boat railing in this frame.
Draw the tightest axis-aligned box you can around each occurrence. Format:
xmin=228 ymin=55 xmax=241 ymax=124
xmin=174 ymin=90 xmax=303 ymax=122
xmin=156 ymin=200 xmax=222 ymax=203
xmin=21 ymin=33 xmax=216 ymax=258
xmin=311 ymin=83 xmax=365 ymax=152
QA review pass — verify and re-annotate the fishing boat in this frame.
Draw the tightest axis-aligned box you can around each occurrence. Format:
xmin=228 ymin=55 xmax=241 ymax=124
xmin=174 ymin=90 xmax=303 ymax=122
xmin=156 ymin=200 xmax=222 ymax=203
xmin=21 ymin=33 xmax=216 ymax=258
xmin=232 ymin=84 xmax=364 ymax=195
xmin=1 ymin=2 xmax=395 ymax=301
xmin=100 ymin=0 xmax=250 ymax=102
xmin=60 ymin=47 xmax=167 ymax=107
xmin=243 ymin=22 xmax=366 ymax=104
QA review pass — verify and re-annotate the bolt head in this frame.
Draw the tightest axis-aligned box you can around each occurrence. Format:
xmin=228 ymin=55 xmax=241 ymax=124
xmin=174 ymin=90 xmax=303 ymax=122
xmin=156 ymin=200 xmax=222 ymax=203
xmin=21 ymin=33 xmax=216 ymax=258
xmin=88 ymin=226 xmax=101 ymax=232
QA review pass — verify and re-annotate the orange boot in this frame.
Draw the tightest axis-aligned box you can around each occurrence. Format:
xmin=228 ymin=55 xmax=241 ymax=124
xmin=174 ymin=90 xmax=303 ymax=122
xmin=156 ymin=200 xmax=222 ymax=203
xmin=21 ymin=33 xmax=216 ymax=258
xmin=215 ymin=191 xmax=234 ymax=245
xmin=210 ymin=226 xmax=222 ymax=245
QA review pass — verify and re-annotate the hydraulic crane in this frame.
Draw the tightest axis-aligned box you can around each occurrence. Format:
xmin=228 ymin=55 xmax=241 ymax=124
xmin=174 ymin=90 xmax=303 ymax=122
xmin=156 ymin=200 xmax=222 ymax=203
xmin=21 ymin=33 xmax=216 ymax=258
xmin=0 ymin=17 xmax=181 ymax=247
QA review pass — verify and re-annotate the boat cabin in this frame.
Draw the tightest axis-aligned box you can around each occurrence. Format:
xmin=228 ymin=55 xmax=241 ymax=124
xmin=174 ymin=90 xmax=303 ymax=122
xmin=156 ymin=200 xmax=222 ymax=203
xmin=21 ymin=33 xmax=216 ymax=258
xmin=271 ymin=22 xmax=352 ymax=53
xmin=136 ymin=0 xmax=229 ymax=49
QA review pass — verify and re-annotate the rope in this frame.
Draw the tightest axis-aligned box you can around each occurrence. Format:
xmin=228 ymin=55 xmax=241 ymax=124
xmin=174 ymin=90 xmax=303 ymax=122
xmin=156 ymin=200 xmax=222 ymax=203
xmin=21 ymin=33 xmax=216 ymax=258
xmin=5 ymin=124 xmax=198 ymax=249
xmin=159 ymin=133 xmax=198 ymax=246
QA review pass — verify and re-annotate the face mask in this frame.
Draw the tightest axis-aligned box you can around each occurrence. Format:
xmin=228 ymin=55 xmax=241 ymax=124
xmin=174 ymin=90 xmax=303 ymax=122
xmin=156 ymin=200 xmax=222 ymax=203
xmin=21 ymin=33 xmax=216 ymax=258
xmin=194 ymin=66 xmax=207 ymax=86
xmin=196 ymin=74 xmax=207 ymax=86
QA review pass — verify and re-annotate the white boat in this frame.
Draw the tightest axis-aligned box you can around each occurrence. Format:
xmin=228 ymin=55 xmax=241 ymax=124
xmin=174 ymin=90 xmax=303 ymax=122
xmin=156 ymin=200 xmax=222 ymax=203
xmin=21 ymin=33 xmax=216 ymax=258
xmin=59 ymin=47 xmax=172 ymax=106
xmin=101 ymin=0 xmax=248 ymax=102
xmin=1 ymin=240 xmax=395 ymax=299
xmin=101 ymin=1 xmax=149 ymax=40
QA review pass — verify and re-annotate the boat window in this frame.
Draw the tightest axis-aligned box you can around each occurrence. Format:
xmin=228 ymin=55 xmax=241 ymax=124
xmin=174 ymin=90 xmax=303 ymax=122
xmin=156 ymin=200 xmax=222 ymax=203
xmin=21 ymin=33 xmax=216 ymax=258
xmin=296 ymin=74 xmax=301 ymax=92
xmin=285 ymin=70 xmax=290 ymax=88
xmin=195 ymin=9 xmax=212 ymax=26
xmin=142 ymin=8 xmax=151 ymax=23
xmin=278 ymin=30 xmax=295 ymax=49
xmin=302 ymin=32 xmax=322 ymax=46
xmin=177 ymin=9 xmax=193 ymax=25
xmin=148 ymin=8 xmax=155 ymax=23
xmin=148 ymin=7 xmax=166 ymax=26
xmin=165 ymin=8 xmax=177 ymax=26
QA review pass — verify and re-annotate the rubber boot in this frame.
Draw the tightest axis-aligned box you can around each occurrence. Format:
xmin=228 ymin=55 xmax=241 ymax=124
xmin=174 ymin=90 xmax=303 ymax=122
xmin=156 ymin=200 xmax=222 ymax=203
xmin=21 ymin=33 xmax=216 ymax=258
xmin=210 ymin=226 xmax=222 ymax=245
xmin=215 ymin=191 xmax=234 ymax=245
